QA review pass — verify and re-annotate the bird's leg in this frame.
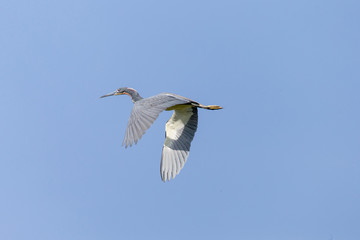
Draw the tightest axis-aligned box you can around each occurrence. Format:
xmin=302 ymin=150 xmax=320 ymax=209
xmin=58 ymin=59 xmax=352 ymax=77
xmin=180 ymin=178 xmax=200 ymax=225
xmin=198 ymin=104 xmax=223 ymax=110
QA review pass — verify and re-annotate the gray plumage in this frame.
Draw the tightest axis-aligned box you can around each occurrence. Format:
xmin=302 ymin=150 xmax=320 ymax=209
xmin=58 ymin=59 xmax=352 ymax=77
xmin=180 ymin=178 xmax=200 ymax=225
xmin=122 ymin=93 xmax=194 ymax=147
xmin=100 ymin=87 xmax=222 ymax=182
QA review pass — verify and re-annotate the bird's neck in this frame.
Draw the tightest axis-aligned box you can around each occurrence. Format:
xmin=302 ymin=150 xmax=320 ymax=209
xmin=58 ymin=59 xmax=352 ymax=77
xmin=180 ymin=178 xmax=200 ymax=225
xmin=125 ymin=88 xmax=143 ymax=102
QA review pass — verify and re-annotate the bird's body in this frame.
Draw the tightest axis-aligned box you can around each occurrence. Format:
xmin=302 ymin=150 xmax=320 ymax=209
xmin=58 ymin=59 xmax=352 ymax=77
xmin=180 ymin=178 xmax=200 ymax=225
xmin=101 ymin=87 xmax=222 ymax=182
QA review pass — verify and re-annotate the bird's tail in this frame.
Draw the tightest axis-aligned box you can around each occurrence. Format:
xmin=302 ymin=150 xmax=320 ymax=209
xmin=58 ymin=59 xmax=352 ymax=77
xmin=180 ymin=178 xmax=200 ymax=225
xmin=198 ymin=104 xmax=223 ymax=110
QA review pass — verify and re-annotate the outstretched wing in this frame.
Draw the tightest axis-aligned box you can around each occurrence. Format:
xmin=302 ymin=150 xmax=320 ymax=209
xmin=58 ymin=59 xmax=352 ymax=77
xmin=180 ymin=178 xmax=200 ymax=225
xmin=123 ymin=93 xmax=196 ymax=148
xmin=161 ymin=106 xmax=198 ymax=182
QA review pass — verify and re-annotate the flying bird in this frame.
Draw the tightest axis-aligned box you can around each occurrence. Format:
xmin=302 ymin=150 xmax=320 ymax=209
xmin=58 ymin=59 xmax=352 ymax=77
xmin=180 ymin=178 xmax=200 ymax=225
xmin=100 ymin=87 xmax=222 ymax=182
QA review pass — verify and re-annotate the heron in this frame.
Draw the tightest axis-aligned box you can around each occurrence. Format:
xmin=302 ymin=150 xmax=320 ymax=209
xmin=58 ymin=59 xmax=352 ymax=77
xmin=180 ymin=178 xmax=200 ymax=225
xmin=100 ymin=87 xmax=222 ymax=182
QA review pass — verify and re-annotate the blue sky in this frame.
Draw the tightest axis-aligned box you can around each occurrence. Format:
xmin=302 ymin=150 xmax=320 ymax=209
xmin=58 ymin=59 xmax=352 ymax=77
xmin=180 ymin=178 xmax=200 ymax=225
xmin=1 ymin=0 xmax=359 ymax=239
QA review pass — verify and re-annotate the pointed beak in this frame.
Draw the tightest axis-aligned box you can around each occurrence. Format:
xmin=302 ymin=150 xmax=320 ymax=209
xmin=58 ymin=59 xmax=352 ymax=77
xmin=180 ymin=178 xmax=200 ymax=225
xmin=100 ymin=91 xmax=119 ymax=98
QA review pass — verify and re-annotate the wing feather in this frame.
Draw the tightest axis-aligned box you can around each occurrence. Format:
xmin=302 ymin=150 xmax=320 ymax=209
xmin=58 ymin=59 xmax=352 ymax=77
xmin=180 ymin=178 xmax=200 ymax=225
xmin=161 ymin=107 xmax=198 ymax=182
xmin=123 ymin=94 xmax=196 ymax=147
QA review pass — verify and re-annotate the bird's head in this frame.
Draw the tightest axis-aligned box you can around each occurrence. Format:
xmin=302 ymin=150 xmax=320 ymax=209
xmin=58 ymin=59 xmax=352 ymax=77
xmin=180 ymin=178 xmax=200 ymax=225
xmin=100 ymin=87 xmax=143 ymax=102
xmin=100 ymin=87 xmax=130 ymax=98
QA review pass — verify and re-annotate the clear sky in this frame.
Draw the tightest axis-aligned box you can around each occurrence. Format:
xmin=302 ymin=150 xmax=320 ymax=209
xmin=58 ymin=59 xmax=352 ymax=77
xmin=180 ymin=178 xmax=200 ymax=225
xmin=1 ymin=0 xmax=359 ymax=239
